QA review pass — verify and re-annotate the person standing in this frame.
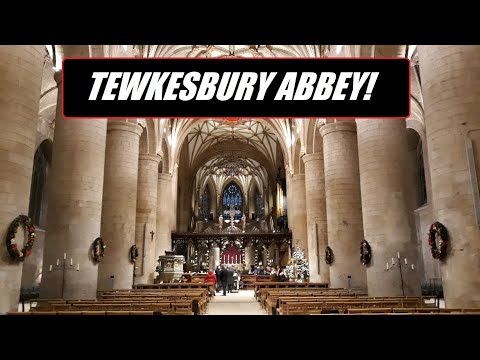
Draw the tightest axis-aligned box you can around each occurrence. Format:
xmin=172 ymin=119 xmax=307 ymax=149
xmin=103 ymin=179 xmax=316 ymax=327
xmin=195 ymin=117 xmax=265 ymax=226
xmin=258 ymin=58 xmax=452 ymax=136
xmin=220 ymin=265 xmax=229 ymax=296
xmin=214 ymin=265 xmax=221 ymax=293
xmin=227 ymin=266 xmax=234 ymax=293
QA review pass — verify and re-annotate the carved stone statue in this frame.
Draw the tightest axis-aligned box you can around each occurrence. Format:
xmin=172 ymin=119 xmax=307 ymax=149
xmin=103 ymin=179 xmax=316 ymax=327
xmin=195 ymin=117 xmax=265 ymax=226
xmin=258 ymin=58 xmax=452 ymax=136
xmin=219 ymin=215 xmax=223 ymax=229
xmin=241 ymin=214 xmax=246 ymax=232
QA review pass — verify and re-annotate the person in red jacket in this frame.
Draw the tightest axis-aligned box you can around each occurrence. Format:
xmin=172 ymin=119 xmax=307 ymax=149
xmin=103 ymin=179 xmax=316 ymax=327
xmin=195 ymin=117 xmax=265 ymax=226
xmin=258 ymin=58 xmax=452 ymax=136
xmin=204 ymin=269 xmax=217 ymax=297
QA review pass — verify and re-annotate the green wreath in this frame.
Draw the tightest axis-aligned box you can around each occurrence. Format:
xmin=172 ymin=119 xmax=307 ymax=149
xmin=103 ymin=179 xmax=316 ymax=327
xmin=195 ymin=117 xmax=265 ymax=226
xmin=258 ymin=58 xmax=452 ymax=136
xmin=325 ymin=246 xmax=333 ymax=265
xmin=6 ymin=215 xmax=36 ymax=261
xmin=428 ymin=221 xmax=448 ymax=259
xmin=92 ymin=237 xmax=106 ymax=262
xmin=360 ymin=239 xmax=371 ymax=265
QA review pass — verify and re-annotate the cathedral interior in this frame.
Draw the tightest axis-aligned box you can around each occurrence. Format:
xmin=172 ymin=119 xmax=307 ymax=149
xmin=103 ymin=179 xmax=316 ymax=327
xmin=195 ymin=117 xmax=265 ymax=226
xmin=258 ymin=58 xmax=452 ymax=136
xmin=1 ymin=44 xmax=480 ymax=315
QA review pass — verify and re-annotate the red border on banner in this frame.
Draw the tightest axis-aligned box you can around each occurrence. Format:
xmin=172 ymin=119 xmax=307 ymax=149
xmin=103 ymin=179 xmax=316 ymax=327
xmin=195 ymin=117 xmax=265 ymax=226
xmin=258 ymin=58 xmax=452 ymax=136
xmin=62 ymin=57 xmax=411 ymax=120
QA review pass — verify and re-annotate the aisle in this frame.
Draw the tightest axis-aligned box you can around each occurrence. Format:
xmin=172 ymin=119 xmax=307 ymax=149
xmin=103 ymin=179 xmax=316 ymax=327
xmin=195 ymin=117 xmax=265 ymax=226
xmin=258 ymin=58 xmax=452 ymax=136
xmin=206 ymin=290 xmax=266 ymax=315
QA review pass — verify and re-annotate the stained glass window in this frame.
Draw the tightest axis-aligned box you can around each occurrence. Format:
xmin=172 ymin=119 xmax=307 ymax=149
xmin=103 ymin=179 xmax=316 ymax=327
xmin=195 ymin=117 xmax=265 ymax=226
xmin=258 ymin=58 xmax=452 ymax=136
xmin=222 ymin=182 xmax=243 ymax=220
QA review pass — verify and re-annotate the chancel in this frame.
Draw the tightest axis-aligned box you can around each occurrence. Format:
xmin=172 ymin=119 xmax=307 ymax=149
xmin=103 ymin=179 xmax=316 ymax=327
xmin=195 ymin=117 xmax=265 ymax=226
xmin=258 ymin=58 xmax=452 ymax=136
xmin=1 ymin=45 xmax=480 ymax=316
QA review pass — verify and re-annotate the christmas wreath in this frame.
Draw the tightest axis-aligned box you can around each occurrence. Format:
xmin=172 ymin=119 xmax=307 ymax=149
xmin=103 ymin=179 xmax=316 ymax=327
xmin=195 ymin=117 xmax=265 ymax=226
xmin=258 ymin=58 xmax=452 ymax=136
xmin=428 ymin=221 xmax=449 ymax=259
xmin=92 ymin=237 xmax=106 ymax=262
xmin=325 ymin=246 xmax=333 ymax=265
xmin=129 ymin=245 xmax=139 ymax=262
xmin=360 ymin=239 xmax=371 ymax=265
xmin=6 ymin=215 xmax=36 ymax=261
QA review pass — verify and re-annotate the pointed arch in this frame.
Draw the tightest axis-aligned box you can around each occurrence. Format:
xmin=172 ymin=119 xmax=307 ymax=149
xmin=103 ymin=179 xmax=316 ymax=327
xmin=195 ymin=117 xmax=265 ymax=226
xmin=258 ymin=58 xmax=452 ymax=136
xmin=28 ymin=139 xmax=53 ymax=228
xmin=294 ymin=139 xmax=305 ymax=174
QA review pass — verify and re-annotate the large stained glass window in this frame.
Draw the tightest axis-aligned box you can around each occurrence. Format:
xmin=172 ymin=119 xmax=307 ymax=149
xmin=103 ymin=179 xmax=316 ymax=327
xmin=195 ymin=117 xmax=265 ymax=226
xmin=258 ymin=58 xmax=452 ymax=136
xmin=222 ymin=182 xmax=243 ymax=220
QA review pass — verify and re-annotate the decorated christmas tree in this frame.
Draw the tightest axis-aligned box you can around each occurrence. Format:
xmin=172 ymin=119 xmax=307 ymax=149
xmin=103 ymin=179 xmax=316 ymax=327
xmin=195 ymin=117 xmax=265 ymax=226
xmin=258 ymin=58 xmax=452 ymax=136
xmin=285 ymin=246 xmax=309 ymax=281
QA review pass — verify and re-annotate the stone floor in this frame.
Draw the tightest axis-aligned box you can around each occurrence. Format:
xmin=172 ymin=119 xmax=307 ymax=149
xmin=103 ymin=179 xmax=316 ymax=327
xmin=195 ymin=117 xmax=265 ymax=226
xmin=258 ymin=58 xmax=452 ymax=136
xmin=206 ymin=289 xmax=266 ymax=315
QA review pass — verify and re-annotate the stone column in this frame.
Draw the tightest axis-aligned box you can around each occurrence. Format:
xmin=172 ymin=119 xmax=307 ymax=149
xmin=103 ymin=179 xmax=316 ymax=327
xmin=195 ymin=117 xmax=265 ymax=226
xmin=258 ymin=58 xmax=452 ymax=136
xmin=156 ymin=173 xmax=173 ymax=259
xmin=0 ymin=46 xmax=43 ymax=313
xmin=302 ymin=153 xmax=329 ymax=283
xmin=210 ymin=246 xmax=220 ymax=269
xmin=286 ymin=171 xmax=293 ymax=231
xmin=134 ymin=153 xmax=160 ymax=284
xmin=97 ymin=121 xmax=142 ymax=291
xmin=290 ymin=174 xmax=308 ymax=256
xmin=41 ymin=58 xmax=108 ymax=302
xmin=356 ymin=119 xmax=421 ymax=296
xmin=321 ymin=122 xmax=367 ymax=290
xmin=170 ymin=170 xmax=178 ymax=231
xmin=418 ymin=45 xmax=480 ymax=307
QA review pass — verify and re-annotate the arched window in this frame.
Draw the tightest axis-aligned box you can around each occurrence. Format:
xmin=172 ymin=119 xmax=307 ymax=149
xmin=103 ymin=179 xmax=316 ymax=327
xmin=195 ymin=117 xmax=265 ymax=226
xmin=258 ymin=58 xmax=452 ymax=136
xmin=222 ymin=182 xmax=243 ymax=220
xmin=200 ymin=187 xmax=211 ymax=220
xmin=28 ymin=141 xmax=51 ymax=227
xmin=418 ymin=142 xmax=427 ymax=206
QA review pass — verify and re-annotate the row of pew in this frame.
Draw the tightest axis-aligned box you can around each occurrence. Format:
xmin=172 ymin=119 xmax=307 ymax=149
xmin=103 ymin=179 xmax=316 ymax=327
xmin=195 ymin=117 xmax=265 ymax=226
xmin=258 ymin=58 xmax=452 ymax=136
xmin=8 ymin=288 xmax=210 ymax=315
xmin=255 ymin=286 xmax=480 ymax=315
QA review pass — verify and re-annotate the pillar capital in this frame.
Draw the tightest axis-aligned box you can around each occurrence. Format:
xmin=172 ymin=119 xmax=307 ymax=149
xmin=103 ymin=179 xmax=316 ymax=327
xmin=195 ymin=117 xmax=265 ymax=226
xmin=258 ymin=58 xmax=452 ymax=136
xmin=320 ymin=121 xmax=356 ymax=137
xmin=107 ymin=121 xmax=143 ymax=136
xmin=139 ymin=153 xmax=161 ymax=164
xmin=53 ymin=70 xmax=62 ymax=86
xmin=302 ymin=152 xmax=323 ymax=164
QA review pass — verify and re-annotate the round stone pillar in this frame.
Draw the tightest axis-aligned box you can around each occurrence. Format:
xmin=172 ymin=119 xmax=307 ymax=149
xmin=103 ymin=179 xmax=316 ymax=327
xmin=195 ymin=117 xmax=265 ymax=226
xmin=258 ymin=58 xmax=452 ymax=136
xmin=321 ymin=122 xmax=367 ymax=290
xmin=356 ymin=119 xmax=421 ymax=296
xmin=134 ymin=153 xmax=160 ymax=284
xmin=156 ymin=173 xmax=173 ymax=259
xmin=418 ymin=45 xmax=480 ymax=307
xmin=41 ymin=64 xmax=109 ymax=302
xmin=97 ymin=121 xmax=142 ymax=291
xmin=290 ymin=174 xmax=308 ymax=256
xmin=302 ymin=153 xmax=329 ymax=283
xmin=0 ymin=46 xmax=44 ymax=312
xmin=170 ymin=170 xmax=178 ymax=231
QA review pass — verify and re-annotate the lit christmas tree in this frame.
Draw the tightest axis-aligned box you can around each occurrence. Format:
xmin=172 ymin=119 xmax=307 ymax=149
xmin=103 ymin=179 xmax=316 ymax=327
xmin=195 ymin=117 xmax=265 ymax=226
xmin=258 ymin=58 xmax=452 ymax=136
xmin=285 ymin=246 xmax=309 ymax=282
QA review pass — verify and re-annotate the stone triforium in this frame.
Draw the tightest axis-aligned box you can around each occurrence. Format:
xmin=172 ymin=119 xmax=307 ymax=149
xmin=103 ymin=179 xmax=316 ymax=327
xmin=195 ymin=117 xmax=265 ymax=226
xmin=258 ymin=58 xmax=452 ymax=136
xmin=41 ymin=62 xmax=108 ymax=301
xmin=156 ymin=173 xmax=173 ymax=261
xmin=419 ymin=45 xmax=480 ymax=308
xmin=356 ymin=119 xmax=421 ymax=296
xmin=97 ymin=121 xmax=142 ymax=291
xmin=0 ymin=46 xmax=44 ymax=313
xmin=290 ymin=174 xmax=308 ymax=257
xmin=321 ymin=122 xmax=366 ymax=290
xmin=134 ymin=153 xmax=160 ymax=285
xmin=302 ymin=152 xmax=329 ymax=283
